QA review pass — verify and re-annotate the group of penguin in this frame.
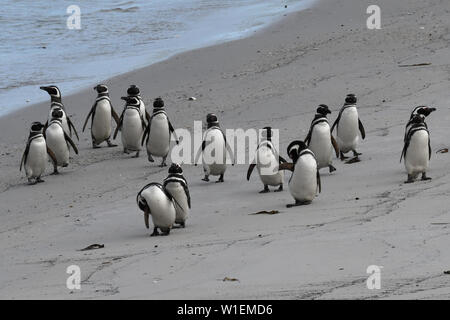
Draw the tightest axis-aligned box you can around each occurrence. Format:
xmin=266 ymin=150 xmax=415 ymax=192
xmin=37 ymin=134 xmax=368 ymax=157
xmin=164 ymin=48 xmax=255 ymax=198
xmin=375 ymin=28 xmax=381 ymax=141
xmin=19 ymin=85 xmax=436 ymax=236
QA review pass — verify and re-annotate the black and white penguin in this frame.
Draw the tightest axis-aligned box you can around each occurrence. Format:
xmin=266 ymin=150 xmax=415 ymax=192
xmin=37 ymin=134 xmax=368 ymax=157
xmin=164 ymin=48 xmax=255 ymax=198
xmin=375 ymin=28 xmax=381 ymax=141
xmin=44 ymin=108 xmax=79 ymax=174
xmin=401 ymin=114 xmax=432 ymax=183
xmin=136 ymin=182 xmax=176 ymax=236
xmin=331 ymin=94 xmax=365 ymax=163
xmin=247 ymin=127 xmax=286 ymax=193
xmin=141 ymin=97 xmax=179 ymax=167
xmin=40 ymin=85 xmax=79 ymax=140
xmin=280 ymin=140 xmax=321 ymax=207
xmin=20 ymin=122 xmax=58 ymax=184
xmin=114 ymin=96 xmax=147 ymax=158
xmin=163 ymin=163 xmax=191 ymax=228
xmin=82 ymin=84 xmax=120 ymax=148
xmin=305 ymin=104 xmax=340 ymax=173
xmin=127 ymin=85 xmax=149 ymax=126
xmin=195 ymin=113 xmax=234 ymax=183
xmin=404 ymin=105 xmax=436 ymax=142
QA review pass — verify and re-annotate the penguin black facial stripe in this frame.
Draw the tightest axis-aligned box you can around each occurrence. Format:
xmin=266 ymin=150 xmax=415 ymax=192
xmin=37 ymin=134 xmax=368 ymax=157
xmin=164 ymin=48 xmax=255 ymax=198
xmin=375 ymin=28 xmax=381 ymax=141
xmin=299 ymin=149 xmax=316 ymax=159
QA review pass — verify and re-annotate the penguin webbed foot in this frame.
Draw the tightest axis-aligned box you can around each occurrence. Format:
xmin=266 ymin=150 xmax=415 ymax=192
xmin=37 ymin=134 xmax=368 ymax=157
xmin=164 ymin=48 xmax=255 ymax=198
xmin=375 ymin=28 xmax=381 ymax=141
xmin=345 ymin=157 xmax=361 ymax=164
xmin=202 ymin=175 xmax=210 ymax=182
xmin=36 ymin=177 xmax=45 ymax=183
xmin=148 ymin=154 xmax=154 ymax=162
xmin=173 ymin=222 xmax=185 ymax=229
xmin=27 ymin=178 xmax=38 ymax=185
xmin=150 ymin=227 xmax=160 ymax=237
xmin=216 ymin=175 xmax=224 ymax=183
xmin=274 ymin=184 xmax=283 ymax=192
xmin=329 ymin=165 xmax=336 ymax=173
xmin=259 ymin=185 xmax=270 ymax=193
xmin=52 ymin=169 xmax=59 ymax=175
xmin=352 ymin=150 xmax=362 ymax=157
xmin=340 ymin=152 xmax=349 ymax=161
xmin=421 ymin=173 xmax=432 ymax=181
xmin=405 ymin=174 xmax=415 ymax=184
xmin=286 ymin=200 xmax=312 ymax=208
xmin=106 ymin=140 xmax=117 ymax=148
xmin=132 ymin=151 xmax=140 ymax=158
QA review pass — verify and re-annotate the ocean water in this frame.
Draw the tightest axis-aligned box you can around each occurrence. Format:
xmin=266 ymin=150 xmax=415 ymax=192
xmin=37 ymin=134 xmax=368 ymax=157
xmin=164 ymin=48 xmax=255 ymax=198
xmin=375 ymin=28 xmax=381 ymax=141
xmin=0 ymin=0 xmax=313 ymax=115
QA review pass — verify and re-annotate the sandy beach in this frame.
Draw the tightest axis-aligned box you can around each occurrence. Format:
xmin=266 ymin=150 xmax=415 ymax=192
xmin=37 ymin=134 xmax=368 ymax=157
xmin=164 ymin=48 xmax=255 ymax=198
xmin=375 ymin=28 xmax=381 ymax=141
xmin=1 ymin=0 xmax=450 ymax=299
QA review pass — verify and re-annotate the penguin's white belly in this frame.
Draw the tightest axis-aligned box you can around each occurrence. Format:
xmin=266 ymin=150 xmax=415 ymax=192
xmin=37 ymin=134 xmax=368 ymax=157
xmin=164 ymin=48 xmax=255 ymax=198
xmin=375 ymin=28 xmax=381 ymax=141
xmin=141 ymin=186 xmax=176 ymax=229
xmin=121 ymin=110 xmax=143 ymax=151
xmin=92 ymin=101 xmax=111 ymax=143
xmin=289 ymin=155 xmax=317 ymax=202
xmin=256 ymin=147 xmax=283 ymax=186
xmin=337 ymin=108 xmax=359 ymax=153
xmin=165 ymin=182 xmax=189 ymax=224
xmin=46 ymin=125 xmax=69 ymax=166
xmin=405 ymin=131 xmax=429 ymax=174
xmin=147 ymin=116 xmax=170 ymax=157
xmin=203 ymin=130 xmax=227 ymax=176
xmin=25 ymin=138 xmax=47 ymax=178
xmin=309 ymin=123 xmax=332 ymax=169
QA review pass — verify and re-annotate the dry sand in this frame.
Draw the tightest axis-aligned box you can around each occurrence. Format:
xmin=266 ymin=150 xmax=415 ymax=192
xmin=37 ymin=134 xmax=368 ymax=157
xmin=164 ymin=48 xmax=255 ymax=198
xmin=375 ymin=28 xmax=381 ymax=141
xmin=1 ymin=0 xmax=450 ymax=299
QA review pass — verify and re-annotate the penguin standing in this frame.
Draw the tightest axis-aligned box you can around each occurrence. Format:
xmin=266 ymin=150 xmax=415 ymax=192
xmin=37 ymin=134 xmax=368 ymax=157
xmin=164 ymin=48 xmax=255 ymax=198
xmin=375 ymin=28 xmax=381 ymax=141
xmin=44 ymin=108 xmax=79 ymax=174
xmin=40 ymin=85 xmax=79 ymax=140
xmin=141 ymin=97 xmax=179 ymax=167
xmin=401 ymin=114 xmax=432 ymax=183
xmin=163 ymin=163 xmax=190 ymax=228
xmin=20 ymin=122 xmax=58 ymax=184
xmin=404 ymin=105 xmax=436 ymax=141
xmin=247 ymin=127 xmax=286 ymax=193
xmin=305 ymin=104 xmax=340 ymax=172
xmin=195 ymin=113 xmax=234 ymax=183
xmin=82 ymin=84 xmax=120 ymax=148
xmin=114 ymin=96 xmax=146 ymax=158
xmin=280 ymin=140 xmax=321 ymax=207
xmin=126 ymin=85 xmax=149 ymax=126
xmin=331 ymin=94 xmax=365 ymax=163
xmin=137 ymin=182 xmax=176 ymax=236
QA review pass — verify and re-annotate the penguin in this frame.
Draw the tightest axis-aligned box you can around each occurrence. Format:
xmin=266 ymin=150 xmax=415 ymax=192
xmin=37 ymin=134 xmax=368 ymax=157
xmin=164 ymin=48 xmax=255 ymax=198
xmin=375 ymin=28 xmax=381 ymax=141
xmin=247 ymin=127 xmax=286 ymax=193
xmin=82 ymin=84 xmax=120 ymax=148
xmin=20 ymin=122 xmax=58 ymax=184
xmin=305 ymin=104 xmax=340 ymax=172
xmin=279 ymin=140 xmax=321 ymax=207
xmin=404 ymin=105 xmax=436 ymax=142
xmin=40 ymin=85 xmax=79 ymax=140
xmin=163 ymin=163 xmax=191 ymax=228
xmin=44 ymin=108 xmax=79 ymax=174
xmin=195 ymin=113 xmax=234 ymax=183
xmin=114 ymin=96 xmax=146 ymax=158
xmin=331 ymin=94 xmax=365 ymax=163
xmin=136 ymin=182 xmax=176 ymax=236
xmin=401 ymin=114 xmax=432 ymax=183
xmin=141 ymin=97 xmax=179 ymax=167
xmin=126 ymin=85 xmax=150 ymax=126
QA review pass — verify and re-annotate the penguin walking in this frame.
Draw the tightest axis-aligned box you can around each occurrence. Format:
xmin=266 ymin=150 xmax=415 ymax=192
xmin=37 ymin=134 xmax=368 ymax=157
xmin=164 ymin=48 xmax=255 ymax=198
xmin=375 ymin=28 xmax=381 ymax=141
xmin=141 ymin=97 xmax=179 ymax=167
xmin=331 ymin=94 xmax=365 ymax=163
xmin=44 ymin=108 xmax=79 ymax=174
xmin=137 ymin=182 xmax=176 ymax=236
xmin=20 ymin=122 xmax=58 ymax=184
xmin=114 ymin=96 xmax=147 ymax=158
xmin=404 ymin=105 xmax=436 ymax=142
xmin=305 ymin=104 xmax=340 ymax=173
xmin=195 ymin=113 xmax=234 ymax=183
xmin=247 ymin=127 xmax=286 ymax=193
xmin=126 ymin=85 xmax=150 ymax=126
xmin=163 ymin=163 xmax=191 ymax=228
xmin=401 ymin=114 xmax=432 ymax=183
xmin=280 ymin=140 xmax=321 ymax=207
xmin=40 ymin=85 xmax=79 ymax=140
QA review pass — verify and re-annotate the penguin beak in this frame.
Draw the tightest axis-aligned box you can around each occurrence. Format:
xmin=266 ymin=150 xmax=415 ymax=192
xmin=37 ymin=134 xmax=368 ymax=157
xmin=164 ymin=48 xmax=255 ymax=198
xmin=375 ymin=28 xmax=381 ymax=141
xmin=429 ymin=107 xmax=436 ymax=112
xmin=40 ymin=86 xmax=49 ymax=92
xmin=327 ymin=109 xmax=331 ymax=114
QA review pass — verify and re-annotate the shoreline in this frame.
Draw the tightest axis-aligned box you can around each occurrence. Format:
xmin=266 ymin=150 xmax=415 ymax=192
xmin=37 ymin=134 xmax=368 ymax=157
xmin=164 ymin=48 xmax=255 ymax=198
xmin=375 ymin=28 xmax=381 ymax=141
xmin=2 ymin=0 xmax=450 ymax=299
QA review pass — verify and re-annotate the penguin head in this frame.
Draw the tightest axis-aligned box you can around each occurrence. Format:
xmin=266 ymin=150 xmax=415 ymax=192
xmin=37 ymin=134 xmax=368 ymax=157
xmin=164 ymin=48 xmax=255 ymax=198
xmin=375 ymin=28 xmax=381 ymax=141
xmin=153 ymin=97 xmax=164 ymax=109
xmin=206 ymin=113 xmax=219 ymax=128
xmin=51 ymin=108 xmax=64 ymax=119
xmin=94 ymin=84 xmax=108 ymax=94
xmin=316 ymin=104 xmax=331 ymax=115
xmin=30 ymin=122 xmax=44 ymax=132
xmin=168 ymin=163 xmax=183 ymax=174
xmin=40 ymin=85 xmax=61 ymax=98
xmin=127 ymin=85 xmax=140 ymax=96
xmin=262 ymin=126 xmax=272 ymax=141
xmin=121 ymin=96 xmax=140 ymax=106
xmin=415 ymin=105 xmax=436 ymax=117
xmin=345 ymin=94 xmax=357 ymax=105
xmin=411 ymin=114 xmax=425 ymax=125
xmin=287 ymin=140 xmax=307 ymax=163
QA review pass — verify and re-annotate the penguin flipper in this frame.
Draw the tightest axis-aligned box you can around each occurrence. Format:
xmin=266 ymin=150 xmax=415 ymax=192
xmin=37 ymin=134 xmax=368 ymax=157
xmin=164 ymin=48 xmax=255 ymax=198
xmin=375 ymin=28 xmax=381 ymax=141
xmin=304 ymin=125 xmax=313 ymax=146
xmin=113 ymin=113 xmax=124 ymax=139
xmin=46 ymin=146 xmax=58 ymax=167
xmin=82 ymin=104 xmax=95 ymax=132
xmin=222 ymin=131 xmax=235 ymax=165
xmin=428 ymin=135 xmax=432 ymax=160
xmin=20 ymin=143 xmax=30 ymax=172
xmin=111 ymin=106 xmax=120 ymax=126
xmin=141 ymin=120 xmax=151 ymax=146
xmin=67 ymin=116 xmax=80 ymax=141
xmin=330 ymin=110 xmax=342 ymax=134
xmin=279 ymin=162 xmax=294 ymax=172
xmin=358 ymin=118 xmax=366 ymax=139
xmin=331 ymin=135 xmax=340 ymax=157
xmin=316 ymin=170 xmax=322 ymax=194
xmin=247 ymin=163 xmax=256 ymax=181
xmin=183 ymin=183 xmax=191 ymax=209
xmin=168 ymin=120 xmax=179 ymax=144
xmin=64 ymin=132 xmax=79 ymax=154
xmin=193 ymin=140 xmax=205 ymax=166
